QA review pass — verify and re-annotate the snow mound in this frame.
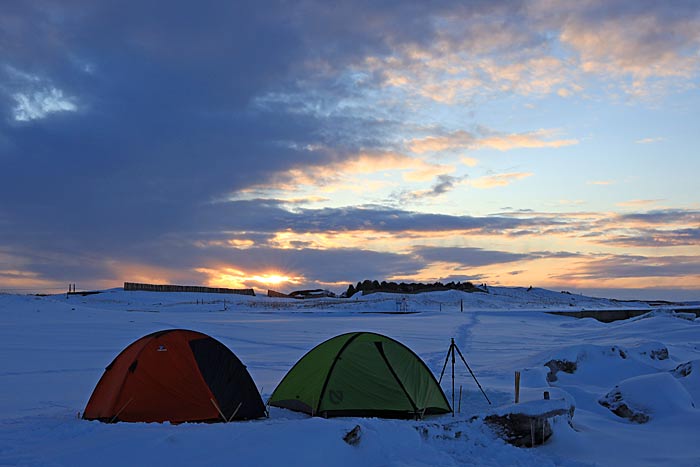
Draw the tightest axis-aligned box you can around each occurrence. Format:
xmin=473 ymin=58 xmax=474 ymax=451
xmin=630 ymin=309 xmax=698 ymax=321
xmin=671 ymin=360 xmax=700 ymax=404
xmin=542 ymin=342 xmax=670 ymax=386
xmin=599 ymin=373 xmax=696 ymax=423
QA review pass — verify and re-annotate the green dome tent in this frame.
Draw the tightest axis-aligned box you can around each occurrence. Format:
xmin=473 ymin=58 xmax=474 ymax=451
xmin=268 ymin=332 xmax=452 ymax=418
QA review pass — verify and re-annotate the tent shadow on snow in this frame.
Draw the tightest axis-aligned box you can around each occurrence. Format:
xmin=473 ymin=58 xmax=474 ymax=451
xmin=268 ymin=331 xmax=452 ymax=419
xmin=83 ymin=329 xmax=266 ymax=423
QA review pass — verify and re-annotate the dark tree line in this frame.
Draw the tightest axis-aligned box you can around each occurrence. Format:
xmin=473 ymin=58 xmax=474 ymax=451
xmin=344 ymin=280 xmax=484 ymax=297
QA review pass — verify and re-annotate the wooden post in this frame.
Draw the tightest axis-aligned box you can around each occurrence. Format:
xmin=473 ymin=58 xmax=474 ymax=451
xmin=460 ymin=299 xmax=463 ymax=312
xmin=514 ymin=371 xmax=521 ymax=404
xmin=543 ymin=391 xmax=550 ymax=400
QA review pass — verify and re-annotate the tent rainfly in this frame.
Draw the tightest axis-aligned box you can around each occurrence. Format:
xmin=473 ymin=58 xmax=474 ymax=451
xmin=268 ymin=331 xmax=452 ymax=418
xmin=83 ymin=329 xmax=266 ymax=423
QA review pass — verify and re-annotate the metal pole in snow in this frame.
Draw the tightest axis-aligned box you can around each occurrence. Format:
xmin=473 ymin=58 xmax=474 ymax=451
xmin=451 ymin=338 xmax=455 ymax=416
xmin=454 ymin=343 xmax=492 ymax=405
xmin=458 ymin=385 xmax=463 ymax=413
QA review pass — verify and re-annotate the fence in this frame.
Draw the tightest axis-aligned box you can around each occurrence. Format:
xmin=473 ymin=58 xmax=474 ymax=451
xmin=124 ymin=282 xmax=255 ymax=296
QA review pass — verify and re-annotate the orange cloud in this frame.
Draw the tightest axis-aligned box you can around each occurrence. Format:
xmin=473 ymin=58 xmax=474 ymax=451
xmin=635 ymin=137 xmax=664 ymax=144
xmin=461 ymin=156 xmax=479 ymax=167
xmin=469 ymin=172 xmax=534 ymax=189
xmin=409 ymin=129 xmax=577 ymax=154
xmin=236 ymin=150 xmax=455 ymax=196
xmin=558 ymin=11 xmax=700 ymax=94
xmin=587 ymin=180 xmax=614 ymax=185
xmin=616 ymin=199 xmax=663 ymax=208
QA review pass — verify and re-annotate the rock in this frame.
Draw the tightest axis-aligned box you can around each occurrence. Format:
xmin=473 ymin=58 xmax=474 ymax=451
xmin=671 ymin=361 xmax=693 ymax=378
xmin=544 ymin=359 xmax=577 ymax=382
xmin=637 ymin=344 xmax=669 ymax=361
xmin=343 ymin=425 xmax=362 ymax=446
xmin=599 ymin=373 xmax=694 ymax=423
xmin=599 ymin=388 xmax=650 ymax=424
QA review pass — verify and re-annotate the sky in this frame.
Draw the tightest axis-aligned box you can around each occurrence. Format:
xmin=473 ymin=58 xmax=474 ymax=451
xmin=0 ymin=1 xmax=699 ymax=300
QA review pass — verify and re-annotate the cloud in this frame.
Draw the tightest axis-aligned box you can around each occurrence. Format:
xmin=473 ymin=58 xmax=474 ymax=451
xmin=0 ymin=3 xmax=698 ymax=294
xmin=587 ymin=180 xmax=615 ymax=185
xmin=469 ymin=172 xmax=533 ymax=189
xmin=358 ymin=1 xmax=700 ymax=102
xmin=617 ymin=209 xmax=700 ymax=225
xmin=237 ymin=151 xmax=455 ymax=197
xmin=635 ymin=137 xmax=664 ymax=144
xmin=408 ymin=128 xmax=578 ymax=154
xmin=616 ymin=199 xmax=664 ymax=207
xmin=555 ymin=2 xmax=700 ymax=85
xmin=601 ymin=228 xmax=700 ymax=247
xmin=414 ymin=246 xmax=531 ymax=267
xmin=12 ymin=87 xmax=77 ymax=121
xmin=402 ymin=174 xmax=466 ymax=201
xmin=553 ymin=254 xmax=700 ymax=281
xmin=461 ymin=156 xmax=479 ymax=167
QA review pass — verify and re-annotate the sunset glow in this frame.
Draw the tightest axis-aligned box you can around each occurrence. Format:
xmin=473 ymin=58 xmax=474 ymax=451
xmin=0 ymin=2 xmax=698 ymax=300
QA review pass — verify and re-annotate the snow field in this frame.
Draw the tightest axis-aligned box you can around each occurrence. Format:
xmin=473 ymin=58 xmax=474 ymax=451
xmin=0 ymin=289 xmax=698 ymax=466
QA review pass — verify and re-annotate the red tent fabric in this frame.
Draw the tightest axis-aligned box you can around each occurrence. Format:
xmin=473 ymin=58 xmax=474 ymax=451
xmin=83 ymin=329 xmax=265 ymax=423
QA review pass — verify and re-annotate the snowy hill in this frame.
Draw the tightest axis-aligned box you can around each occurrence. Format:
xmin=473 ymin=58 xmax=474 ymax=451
xmin=0 ymin=288 xmax=698 ymax=466
xmin=25 ymin=285 xmax=662 ymax=314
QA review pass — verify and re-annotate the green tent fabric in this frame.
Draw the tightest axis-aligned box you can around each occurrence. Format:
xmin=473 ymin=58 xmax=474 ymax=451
xmin=268 ymin=332 xmax=452 ymax=418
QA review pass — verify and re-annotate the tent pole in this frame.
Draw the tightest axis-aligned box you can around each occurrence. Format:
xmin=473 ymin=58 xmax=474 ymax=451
xmin=210 ymin=398 xmax=228 ymax=422
xmin=227 ymin=402 xmax=243 ymax=422
xmin=109 ymin=397 xmax=134 ymax=423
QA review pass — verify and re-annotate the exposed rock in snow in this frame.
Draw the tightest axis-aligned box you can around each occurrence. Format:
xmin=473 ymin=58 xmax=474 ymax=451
xmin=343 ymin=425 xmax=362 ymax=446
xmin=599 ymin=373 xmax=696 ymax=423
xmin=599 ymin=388 xmax=650 ymax=424
xmin=672 ymin=361 xmax=694 ymax=378
xmin=635 ymin=342 xmax=669 ymax=361
xmin=671 ymin=360 xmax=700 ymax=404
xmin=544 ymin=359 xmax=577 ymax=382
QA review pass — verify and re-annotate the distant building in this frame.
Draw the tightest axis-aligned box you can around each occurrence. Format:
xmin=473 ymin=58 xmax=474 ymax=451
xmin=288 ymin=289 xmax=337 ymax=299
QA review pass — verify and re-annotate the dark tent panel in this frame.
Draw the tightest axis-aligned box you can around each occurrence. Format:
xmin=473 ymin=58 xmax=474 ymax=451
xmin=83 ymin=329 xmax=265 ymax=423
xmin=268 ymin=331 xmax=452 ymax=418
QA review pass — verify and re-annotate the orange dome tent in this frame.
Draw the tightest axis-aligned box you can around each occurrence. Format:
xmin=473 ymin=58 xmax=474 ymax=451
xmin=83 ymin=329 xmax=265 ymax=423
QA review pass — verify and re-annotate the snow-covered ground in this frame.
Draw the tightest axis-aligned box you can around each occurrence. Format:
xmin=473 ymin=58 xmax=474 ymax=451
xmin=1 ymin=287 xmax=698 ymax=466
